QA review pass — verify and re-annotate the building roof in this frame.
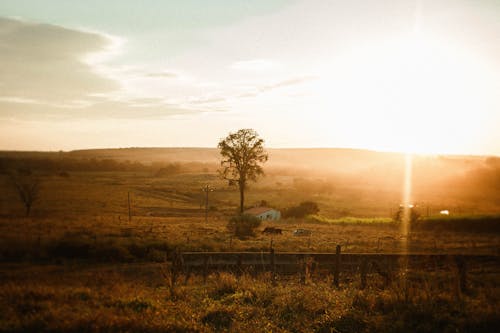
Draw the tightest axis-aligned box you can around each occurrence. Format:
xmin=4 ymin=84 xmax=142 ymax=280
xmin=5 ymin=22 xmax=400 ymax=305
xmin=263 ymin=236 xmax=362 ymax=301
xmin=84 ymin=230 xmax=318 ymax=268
xmin=244 ymin=206 xmax=276 ymax=215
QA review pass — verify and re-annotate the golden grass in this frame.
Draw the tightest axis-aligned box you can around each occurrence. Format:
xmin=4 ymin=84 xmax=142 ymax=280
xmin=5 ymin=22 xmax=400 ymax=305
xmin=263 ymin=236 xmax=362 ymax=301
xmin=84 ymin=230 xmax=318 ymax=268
xmin=1 ymin=262 xmax=499 ymax=332
xmin=2 ymin=212 xmax=498 ymax=262
xmin=0 ymin=166 xmax=499 ymax=332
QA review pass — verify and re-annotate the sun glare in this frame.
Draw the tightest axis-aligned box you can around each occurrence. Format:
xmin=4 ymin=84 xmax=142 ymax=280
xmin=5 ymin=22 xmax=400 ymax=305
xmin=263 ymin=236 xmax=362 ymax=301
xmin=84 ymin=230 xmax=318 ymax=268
xmin=313 ymin=27 xmax=491 ymax=155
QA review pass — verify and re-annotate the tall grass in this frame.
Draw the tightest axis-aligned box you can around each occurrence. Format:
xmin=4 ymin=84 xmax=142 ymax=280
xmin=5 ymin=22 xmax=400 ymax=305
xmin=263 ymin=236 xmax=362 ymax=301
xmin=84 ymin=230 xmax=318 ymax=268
xmin=1 ymin=264 xmax=498 ymax=332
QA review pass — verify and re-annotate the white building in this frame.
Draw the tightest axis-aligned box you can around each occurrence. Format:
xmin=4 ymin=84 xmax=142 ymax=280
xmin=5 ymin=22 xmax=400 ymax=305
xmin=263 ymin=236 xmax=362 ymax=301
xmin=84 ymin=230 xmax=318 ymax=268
xmin=244 ymin=207 xmax=281 ymax=221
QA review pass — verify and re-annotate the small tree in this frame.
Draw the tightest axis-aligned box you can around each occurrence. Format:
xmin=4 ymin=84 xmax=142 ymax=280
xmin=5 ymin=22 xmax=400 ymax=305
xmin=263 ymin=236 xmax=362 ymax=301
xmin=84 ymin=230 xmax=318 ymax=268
xmin=11 ymin=174 xmax=40 ymax=216
xmin=283 ymin=201 xmax=320 ymax=219
xmin=218 ymin=129 xmax=268 ymax=213
xmin=227 ymin=214 xmax=261 ymax=239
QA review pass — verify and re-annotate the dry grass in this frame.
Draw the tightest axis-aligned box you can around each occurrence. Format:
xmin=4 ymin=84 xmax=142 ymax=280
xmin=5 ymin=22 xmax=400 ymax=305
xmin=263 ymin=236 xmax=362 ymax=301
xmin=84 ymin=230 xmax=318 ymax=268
xmin=2 ymin=212 xmax=498 ymax=263
xmin=1 ymin=263 xmax=499 ymax=332
xmin=0 ymin=162 xmax=499 ymax=332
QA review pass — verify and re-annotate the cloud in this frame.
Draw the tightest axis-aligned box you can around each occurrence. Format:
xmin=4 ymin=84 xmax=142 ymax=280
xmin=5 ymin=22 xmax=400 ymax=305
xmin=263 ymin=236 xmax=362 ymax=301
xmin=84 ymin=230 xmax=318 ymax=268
xmin=0 ymin=17 xmax=216 ymax=119
xmin=144 ymin=71 xmax=178 ymax=78
xmin=187 ymin=96 xmax=227 ymax=105
xmin=237 ymin=76 xmax=316 ymax=98
xmin=0 ymin=98 xmax=208 ymax=121
xmin=230 ymin=59 xmax=280 ymax=71
xmin=0 ymin=18 xmax=315 ymax=122
xmin=0 ymin=17 xmax=118 ymax=105
xmin=261 ymin=76 xmax=316 ymax=91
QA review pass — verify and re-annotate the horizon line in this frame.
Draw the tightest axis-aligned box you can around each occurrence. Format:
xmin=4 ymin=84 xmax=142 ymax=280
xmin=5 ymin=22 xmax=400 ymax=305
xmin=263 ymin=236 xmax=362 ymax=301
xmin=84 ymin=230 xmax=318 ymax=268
xmin=0 ymin=146 xmax=498 ymax=158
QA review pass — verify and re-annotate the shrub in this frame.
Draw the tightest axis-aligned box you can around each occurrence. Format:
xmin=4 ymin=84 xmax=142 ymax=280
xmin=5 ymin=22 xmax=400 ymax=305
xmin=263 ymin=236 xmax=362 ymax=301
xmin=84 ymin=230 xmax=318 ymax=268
xmin=48 ymin=238 xmax=91 ymax=259
xmin=209 ymin=273 xmax=238 ymax=299
xmin=283 ymin=201 xmax=320 ymax=218
xmin=227 ymin=214 xmax=261 ymax=238
xmin=92 ymin=242 xmax=133 ymax=262
xmin=147 ymin=249 xmax=167 ymax=262
xmin=58 ymin=171 xmax=70 ymax=177
xmin=393 ymin=206 xmax=420 ymax=224
xmin=111 ymin=297 xmax=154 ymax=313
xmin=0 ymin=239 xmax=32 ymax=261
xmin=202 ymin=308 xmax=233 ymax=331
xmin=155 ymin=163 xmax=183 ymax=176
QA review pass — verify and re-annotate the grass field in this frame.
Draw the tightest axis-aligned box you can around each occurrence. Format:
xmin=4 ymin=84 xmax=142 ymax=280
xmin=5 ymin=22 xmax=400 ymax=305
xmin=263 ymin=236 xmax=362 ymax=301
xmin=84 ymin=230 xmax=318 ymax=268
xmin=0 ymin=149 xmax=499 ymax=332
xmin=1 ymin=261 xmax=499 ymax=332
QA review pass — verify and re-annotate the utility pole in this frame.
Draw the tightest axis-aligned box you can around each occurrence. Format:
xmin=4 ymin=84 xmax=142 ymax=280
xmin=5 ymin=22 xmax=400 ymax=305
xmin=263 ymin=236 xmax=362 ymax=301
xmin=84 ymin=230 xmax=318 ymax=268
xmin=202 ymin=185 xmax=214 ymax=223
xmin=128 ymin=191 xmax=132 ymax=222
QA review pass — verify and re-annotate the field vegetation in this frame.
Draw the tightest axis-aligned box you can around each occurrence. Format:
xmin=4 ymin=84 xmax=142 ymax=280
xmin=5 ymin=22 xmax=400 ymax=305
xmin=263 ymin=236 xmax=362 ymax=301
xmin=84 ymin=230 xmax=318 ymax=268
xmin=1 ymin=261 xmax=499 ymax=332
xmin=0 ymin=148 xmax=499 ymax=332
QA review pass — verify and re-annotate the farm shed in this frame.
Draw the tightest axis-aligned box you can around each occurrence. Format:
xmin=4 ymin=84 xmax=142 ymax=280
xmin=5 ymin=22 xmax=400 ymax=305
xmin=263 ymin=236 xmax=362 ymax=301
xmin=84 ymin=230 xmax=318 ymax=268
xmin=244 ymin=207 xmax=281 ymax=221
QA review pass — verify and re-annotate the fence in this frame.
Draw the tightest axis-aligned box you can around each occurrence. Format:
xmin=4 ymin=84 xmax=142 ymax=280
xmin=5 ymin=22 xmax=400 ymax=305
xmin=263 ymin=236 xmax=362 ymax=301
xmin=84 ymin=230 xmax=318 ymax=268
xmin=167 ymin=246 xmax=500 ymax=292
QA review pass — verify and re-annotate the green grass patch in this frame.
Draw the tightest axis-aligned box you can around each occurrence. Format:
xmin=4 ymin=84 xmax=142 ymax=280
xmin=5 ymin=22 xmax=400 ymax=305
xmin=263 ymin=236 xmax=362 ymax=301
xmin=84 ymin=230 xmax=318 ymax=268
xmin=306 ymin=215 xmax=394 ymax=225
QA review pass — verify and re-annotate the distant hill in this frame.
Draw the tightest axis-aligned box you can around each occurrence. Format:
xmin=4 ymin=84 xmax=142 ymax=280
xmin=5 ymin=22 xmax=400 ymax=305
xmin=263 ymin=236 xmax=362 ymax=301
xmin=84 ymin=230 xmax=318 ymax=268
xmin=0 ymin=147 xmax=493 ymax=173
xmin=64 ymin=147 xmax=492 ymax=177
xmin=68 ymin=147 xmax=221 ymax=163
xmin=65 ymin=147 xmax=399 ymax=167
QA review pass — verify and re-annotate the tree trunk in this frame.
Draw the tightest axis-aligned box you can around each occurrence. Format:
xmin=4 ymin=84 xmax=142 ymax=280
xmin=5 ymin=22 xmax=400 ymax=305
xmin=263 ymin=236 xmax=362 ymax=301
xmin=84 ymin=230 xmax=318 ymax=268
xmin=25 ymin=203 xmax=31 ymax=217
xmin=239 ymin=181 xmax=245 ymax=214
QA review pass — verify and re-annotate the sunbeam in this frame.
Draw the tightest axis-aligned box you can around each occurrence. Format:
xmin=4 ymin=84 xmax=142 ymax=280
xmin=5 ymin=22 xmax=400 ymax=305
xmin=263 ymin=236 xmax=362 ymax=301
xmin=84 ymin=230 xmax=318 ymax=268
xmin=401 ymin=153 xmax=413 ymax=252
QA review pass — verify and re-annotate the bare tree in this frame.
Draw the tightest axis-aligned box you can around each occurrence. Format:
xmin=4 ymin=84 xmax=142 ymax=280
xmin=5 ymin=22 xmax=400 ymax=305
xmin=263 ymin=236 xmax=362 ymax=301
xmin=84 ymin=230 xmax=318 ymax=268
xmin=11 ymin=175 xmax=40 ymax=216
xmin=218 ymin=129 xmax=268 ymax=213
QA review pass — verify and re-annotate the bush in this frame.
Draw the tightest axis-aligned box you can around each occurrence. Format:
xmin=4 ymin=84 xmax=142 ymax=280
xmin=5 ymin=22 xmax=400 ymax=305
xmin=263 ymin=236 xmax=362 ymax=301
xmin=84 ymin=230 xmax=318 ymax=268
xmin=202 ymin=308 xmax=233 ymax=331
xmin=92 ymin=242 xmax=133 ymax=262
xmin=227 ymin=214 xmax=261 ymax=238
xmin=154 ymin=163 xmax=183 ymax=176
xmin=209 ymin=273 xmax=238 ymax=299
xmin=393 ymin=206 xmax=420 ymax=224
xmin=283 ymin=201 xmax=320 ymax=219
xmin=48 ymin=238 xmax=91 ymax=259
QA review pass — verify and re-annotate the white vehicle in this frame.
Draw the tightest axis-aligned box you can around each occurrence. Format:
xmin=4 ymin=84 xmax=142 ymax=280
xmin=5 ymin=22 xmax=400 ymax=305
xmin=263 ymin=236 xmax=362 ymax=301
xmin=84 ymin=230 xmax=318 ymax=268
xmin=293 ymin=229 xmax=312 ymax=236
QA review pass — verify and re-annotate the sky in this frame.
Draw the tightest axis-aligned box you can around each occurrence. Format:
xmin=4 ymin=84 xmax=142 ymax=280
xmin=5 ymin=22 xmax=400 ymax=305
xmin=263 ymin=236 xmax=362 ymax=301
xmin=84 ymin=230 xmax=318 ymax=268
xmin=0 ymin=0 xmax=499 ymax=155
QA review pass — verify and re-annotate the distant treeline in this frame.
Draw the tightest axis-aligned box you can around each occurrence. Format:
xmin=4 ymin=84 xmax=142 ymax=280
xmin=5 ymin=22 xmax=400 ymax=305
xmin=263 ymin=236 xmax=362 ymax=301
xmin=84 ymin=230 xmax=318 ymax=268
xmin=0 ymin=156 xmax=216 ymax=175
xmin=451 ymin=157 xmax=500 ymax=197
xmin=415 ymin=215 xmax=500 ymax=233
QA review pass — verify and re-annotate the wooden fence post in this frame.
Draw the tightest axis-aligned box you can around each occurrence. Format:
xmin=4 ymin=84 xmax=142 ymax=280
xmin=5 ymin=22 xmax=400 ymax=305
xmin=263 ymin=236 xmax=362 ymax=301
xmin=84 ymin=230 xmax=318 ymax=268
xmin=128 ymin=191 xmax=132 ymax=222
xmin=455 ymin=256 xmax=467 ymax=294
xmin=184 ymin=268 xmax=191 ymax=284
xmin=236 ymin=254 xmax=243 ymax=277
xmin=171 ymin=250 xmax=177 ymax=288
xmin=384 ymin=257 xmax=393 ymax=288
xmin=304 ymin=257 xmax=313 ymax=285
xmin=270 ymin=246 xmax=276 ymax=284
xmin=334 ymin=245 xmax=341 ymax=288
xmin=360 ymin=259 xmax=368 ymax=290
xmin=203 ymin=255 xmax=209 ymax=284
xmin=170 ymin=249 xmax=183 ymax=295
xmin=300 ymin=257 xmax=306 ymax=285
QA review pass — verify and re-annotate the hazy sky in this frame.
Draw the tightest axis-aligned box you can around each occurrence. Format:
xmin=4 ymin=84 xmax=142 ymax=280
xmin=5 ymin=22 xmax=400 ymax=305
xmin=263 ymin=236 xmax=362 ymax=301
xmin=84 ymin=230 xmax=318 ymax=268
xmin=1 ymin=0 xmax=499 ymax=155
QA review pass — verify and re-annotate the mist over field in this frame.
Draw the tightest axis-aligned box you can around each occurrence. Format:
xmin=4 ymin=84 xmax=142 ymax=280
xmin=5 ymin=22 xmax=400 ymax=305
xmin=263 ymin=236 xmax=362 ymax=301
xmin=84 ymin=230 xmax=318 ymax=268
xmin=1 ymin=0 xmax=500 ymax=331
xmin=2 ymin=148 xmax=498 ymax=217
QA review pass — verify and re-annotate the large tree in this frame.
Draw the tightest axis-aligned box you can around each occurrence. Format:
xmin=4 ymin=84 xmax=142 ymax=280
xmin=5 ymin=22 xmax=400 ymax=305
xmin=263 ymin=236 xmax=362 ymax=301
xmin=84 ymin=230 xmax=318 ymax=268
xmin=218 ymin=129 xmax=268 ymax=213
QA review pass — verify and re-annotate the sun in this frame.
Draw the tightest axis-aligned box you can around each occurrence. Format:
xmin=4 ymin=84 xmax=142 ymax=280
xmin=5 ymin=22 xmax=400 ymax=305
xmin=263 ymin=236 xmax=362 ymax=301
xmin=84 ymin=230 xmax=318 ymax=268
xmin=311 ymin=30 xmax=490 ymax=155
